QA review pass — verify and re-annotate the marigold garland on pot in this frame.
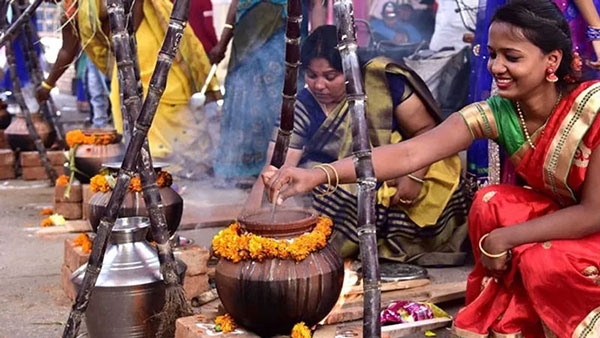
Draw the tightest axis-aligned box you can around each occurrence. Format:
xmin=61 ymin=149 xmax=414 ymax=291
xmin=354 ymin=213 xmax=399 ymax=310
xmin=90 ymin=171 xmax=173 ymax=193
xmin=291 ymin=322 xmax=312 ymax=338
xmin=212 ymin=216 xmax=333 ymax=262
xmin=214 ymin=314 xmax=235 ymax=333
xmin=65 ymin=129 xmax=117 ymax=148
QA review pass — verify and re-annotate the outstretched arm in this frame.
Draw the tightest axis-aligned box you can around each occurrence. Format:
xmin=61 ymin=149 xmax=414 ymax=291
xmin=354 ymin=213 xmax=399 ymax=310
xmin=264 ymin=112 xmax=473 ymax=202
xmin=36 ymin=19 xmax=80 ymax=103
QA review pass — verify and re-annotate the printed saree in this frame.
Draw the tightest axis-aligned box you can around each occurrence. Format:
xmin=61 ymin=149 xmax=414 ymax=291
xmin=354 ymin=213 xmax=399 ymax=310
xmin=454 ymin=81 xmax=600 ymax=337
xmin=283 ymin=57 xmax=469 ymax=265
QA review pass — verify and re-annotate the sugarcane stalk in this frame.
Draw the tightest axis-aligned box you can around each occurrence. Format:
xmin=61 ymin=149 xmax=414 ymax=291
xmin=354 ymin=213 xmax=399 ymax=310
xmin=119 ymin=0 xmax=193 ymax=335
xmin=334 ymin=1 xmax=381 ymax=337
xmin=14 ymin=0 xmax=67 ymax=149
xmin=1 ymin=12 xmax=57 ymax=185
xmin=270 ymin=0 xmax=302 ymax=168
xmin=61 ymin=0 xmax=192 ymax=336
xmin=0 ymin=0 xmax=42 ymax=46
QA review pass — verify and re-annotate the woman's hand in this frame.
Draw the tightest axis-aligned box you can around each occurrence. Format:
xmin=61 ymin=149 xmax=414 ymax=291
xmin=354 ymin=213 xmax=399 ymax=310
xmin=208 ymin=42 xmax=227 ymax=65
xmin=480 ymin=230 xmax=512 ymax=276
xmin=388 ymin=176 xmax=422 ymax=206
xmin=262 ymin=166 xmax=324 ymax=204
xmin=588 ymin=40 xmax=600 ymax=71
xmin=35 ymin=85 xmax=51 ymax=104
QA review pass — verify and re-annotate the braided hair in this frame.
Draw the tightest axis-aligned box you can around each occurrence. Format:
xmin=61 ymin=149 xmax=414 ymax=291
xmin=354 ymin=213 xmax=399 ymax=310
xmin=492 ymin=0 xmax=574 ymax=84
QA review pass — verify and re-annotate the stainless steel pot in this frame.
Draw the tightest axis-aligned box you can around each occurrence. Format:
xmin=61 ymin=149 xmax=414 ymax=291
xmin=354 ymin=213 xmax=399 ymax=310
xmin=71 ymin=217 xmax=186 ymax=338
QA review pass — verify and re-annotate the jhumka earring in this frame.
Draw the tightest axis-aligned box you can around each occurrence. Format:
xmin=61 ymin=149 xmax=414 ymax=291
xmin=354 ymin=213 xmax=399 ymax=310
xmin=546 ymin=67 xmax=559 ymax=83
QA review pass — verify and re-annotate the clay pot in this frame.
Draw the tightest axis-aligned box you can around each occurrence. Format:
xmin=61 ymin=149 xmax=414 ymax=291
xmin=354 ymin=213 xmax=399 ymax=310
xmin=4 ymin=113 xmax=55 ymax=151
xmin=0 ymin=101 xmax=10 ymax=129
xmin=87 ymin=187 xmax=183 ymax=239
xmin=215 ymin=208 xmax=344 ymax=336
xmin=74 ymin=129 xmax=124 ymax=183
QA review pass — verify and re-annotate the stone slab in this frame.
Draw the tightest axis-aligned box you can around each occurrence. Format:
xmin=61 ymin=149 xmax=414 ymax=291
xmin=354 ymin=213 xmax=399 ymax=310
xmin=19 ymin=150 xmax=66 ymax=167
xmin=54 ymin=201 xmax=82 ymax=220
xmin=22 ymin=165 xmax=64 ymax=180
xmin=54 ymin=183 xmax=82 ymax=203
xmin=63 ymin=238 xmax=90 ymax=272
xmin=183 ymin=274 xmax=210 ymax=301
xmin=174 ymin=245 xmax=210 ymax=276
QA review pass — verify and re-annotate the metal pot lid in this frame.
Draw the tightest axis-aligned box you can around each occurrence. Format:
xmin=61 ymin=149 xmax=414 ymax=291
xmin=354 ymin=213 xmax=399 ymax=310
xmin=358 ymin=262 xmax=428 ymax=282
xmin=102 ymin=161 xmax=171 ymax=170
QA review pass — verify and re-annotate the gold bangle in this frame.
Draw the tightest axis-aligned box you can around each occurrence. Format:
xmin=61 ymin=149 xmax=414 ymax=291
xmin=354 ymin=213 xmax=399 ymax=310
xmin=320 ymin=163 xmax=339 ymax=195
xmin=407 ymin=174 xmax=425 ymax=184
xmin=223 ymin=23 xmax=234 ymax=30
xmin=41 ymin=80 xmax=54 ymax=90
xmin=312 ymin=165 xmax=332 ymax=197
xmin=478 ymin=233 xmax=508 ymax=259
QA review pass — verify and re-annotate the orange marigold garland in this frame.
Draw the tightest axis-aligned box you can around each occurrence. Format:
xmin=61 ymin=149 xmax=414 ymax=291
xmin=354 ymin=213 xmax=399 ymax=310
xmin=65 ymin=129 xmax=117 ymax=148
xmin=90 ymin=171 xmax=173 ymax=193
xmin=66 ymin=130 xmax=86 ymax=148
xmin=214 ymin=314 xmax=236 ymax=333
xmin=291 ymin=322 xmax=312 ymax=338
xmin=212 ymin=216 xmax=333 ymax=262
xmin=90 ymin=174 xmax=111 ymax=193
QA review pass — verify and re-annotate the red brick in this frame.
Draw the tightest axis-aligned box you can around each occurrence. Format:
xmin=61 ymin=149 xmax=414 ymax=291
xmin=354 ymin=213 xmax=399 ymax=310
xmin=20 ymin=150 xmax=66 ymax=167
xmin=0 ymin=149 xmax=15 ymax=166
xmin=22 ymin=165 xmax=64 ymax=180
xmin=64 ymin=238 xmax=90 ymax=271
xmin=0 ymin=165 xmax=15 ymax=179
xmin=61 ymin=264 xmax=77 ymax=301
xmin=55 ymin=182 xmax=82 ymax=202
xmin=82 ymin=184 xmax=93 ymax=220
xmin=54 ymin=202 xmax=82 ymax=220
xmin=174 ymin=245 xmax=210 ymax=276
xmin=0 ymin=130 xmax=7 ymax=149
xmin=183 ymin=274 xmax=210 ymax=300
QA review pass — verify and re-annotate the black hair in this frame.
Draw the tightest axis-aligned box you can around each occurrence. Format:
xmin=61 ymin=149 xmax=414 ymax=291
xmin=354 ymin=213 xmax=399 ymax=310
xmin=491 ymin=0 xmax=574 ymax=84
xmin=300 ymin=25 xmax=343 ymax=73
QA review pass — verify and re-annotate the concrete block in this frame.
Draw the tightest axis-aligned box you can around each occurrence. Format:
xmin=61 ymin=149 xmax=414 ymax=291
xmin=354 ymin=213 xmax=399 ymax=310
xmin=0 ymin=165 xmax=15 ymax=180
xmin=55 ymin=182 xmax=82 ymax=203
xmin=82 ymin=184 xmax=93 ymax=220
xmin=63 ymin=238 xmax=90 ymax=271
xmin=22 ymin=165 xmax=64 ymax=180
xmin=20 ymin=150 xmax=66 ymax=167
xmin=0 ymin=149 xmax=15 ymax=166
xmin=54 ymin=202 xmax=82 ymax=220
xmin=183 ymin=274 xmax=210 ymax=300
xmin=174 ymin=245 xmax=210 ymax=276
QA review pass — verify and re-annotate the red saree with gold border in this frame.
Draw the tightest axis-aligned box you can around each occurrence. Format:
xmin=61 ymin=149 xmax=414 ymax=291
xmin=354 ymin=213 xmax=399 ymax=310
xmin=453 ymin=81 xmax=600 ymax=337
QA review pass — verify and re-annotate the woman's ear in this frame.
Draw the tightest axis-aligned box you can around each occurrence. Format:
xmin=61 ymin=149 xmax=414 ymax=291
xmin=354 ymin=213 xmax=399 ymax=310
xmin=547 ymin=49 xmax=564 ymax=70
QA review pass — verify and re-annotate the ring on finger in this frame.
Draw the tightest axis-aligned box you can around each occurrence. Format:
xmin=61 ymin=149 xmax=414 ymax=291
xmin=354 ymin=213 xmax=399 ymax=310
xmin=398 ymin=198 xmax=414 ymax=204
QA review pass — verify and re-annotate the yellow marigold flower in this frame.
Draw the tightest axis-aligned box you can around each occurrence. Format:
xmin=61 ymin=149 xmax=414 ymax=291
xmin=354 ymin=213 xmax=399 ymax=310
xmin=90 ymin=174 xmax=111 ymax=193
xmin=66 ymin=130 xmax=86 ymax=148
xmin=56 ymin=174 xmax=69 ymax=186
xmin=291 ymin=322 xmax=312 ymax=338
xmin=214 ymin=314 xmax=235 ymax=333
xmin=41 ymin=217 xmax=54 ymax=227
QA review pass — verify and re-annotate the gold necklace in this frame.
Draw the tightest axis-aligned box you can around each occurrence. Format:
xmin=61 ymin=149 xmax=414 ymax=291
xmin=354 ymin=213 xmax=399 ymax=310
xmin=515 ymin=91 xmax=562 ymax=149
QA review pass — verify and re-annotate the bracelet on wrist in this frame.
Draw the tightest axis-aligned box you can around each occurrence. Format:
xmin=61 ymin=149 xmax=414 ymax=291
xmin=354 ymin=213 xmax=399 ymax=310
xmin=478 ymin=233 xmax=511 ymax=259
xmin=407 ymin=174 xmax=425 ymax=184
xmin=223 ymin=23 xmax=234 ymax=30
xmin=586 ymin=26 xmax=600 ymax=40
xmin=41 ymin=80 xmax=54 ymax=90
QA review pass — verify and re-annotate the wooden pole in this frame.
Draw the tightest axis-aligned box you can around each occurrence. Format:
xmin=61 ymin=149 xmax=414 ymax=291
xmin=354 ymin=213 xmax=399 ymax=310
xmin=1 ymin=7 xmax=57 ymax=185
xmin=61 ymin=0 xmax=192 ymax=336
xmin=334 ymin=1 xmax=381 ymax=336
xmin=270 ymin=0 xmax=302 ymax=168
xmin=14 ymin=0 xmax=67 ymax=149
xmin=0 ymin=0 xmax=43 ymax=46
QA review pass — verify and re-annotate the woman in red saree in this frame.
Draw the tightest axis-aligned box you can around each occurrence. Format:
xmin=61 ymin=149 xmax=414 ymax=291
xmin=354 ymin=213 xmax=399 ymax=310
xmin=262 ymin=0 xmax=600 ymax=336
